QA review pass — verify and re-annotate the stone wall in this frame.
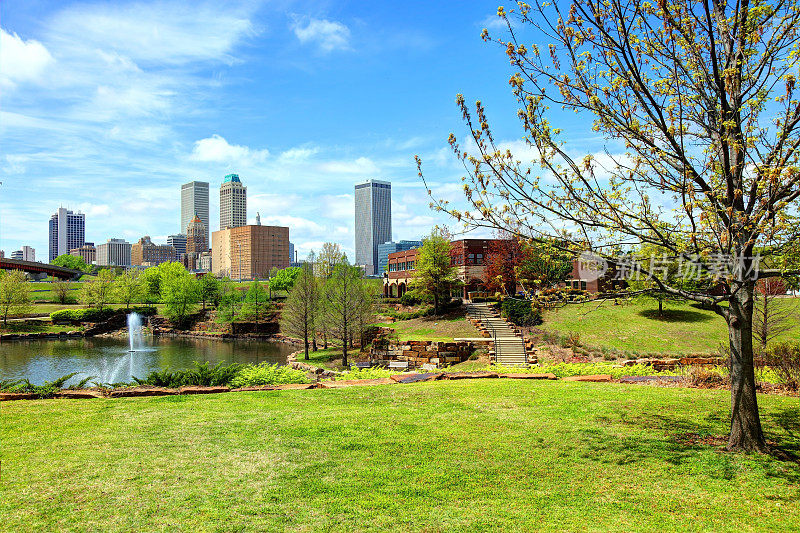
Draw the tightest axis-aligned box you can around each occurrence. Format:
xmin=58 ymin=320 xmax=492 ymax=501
xmin=370 ymin=340 xmax=475 ymax=368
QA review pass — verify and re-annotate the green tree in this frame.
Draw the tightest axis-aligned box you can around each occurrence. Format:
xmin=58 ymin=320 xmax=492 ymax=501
xmin=161 ymin=270 xmax=199 ymax=326
xmin=280 ymin=265 xmax=319 ymax=360
xmin=113 ymin=269 xmax=143 ymax=310
xmin=323 ymin=264 xmax=368 ymax=366
xmin=140 ymin=262 xmax=187 ymax=303
xmin=420 ymin=0 xmax=800 ymax=451
xmin=50 ymin=279 xmax=74 ymax=304
xmin=241 ymin=280 xmax=270 ymax=324
xmin=0 ymin=270 xmax=32 ymax=325
xmin=317 ymin=242 xmax=345 ymax=279
xmin=216 ymin=277 xmax=241 ymax=322
xmin=79 ymin=269 xmax=116 ymax=309
xmin=198 ymin=274 xmax=220 ymax=311
xmin=51 ymin=254 xmax=90 ymax=272
xmin=412 ymin=227 xmax=460 ymax=315
xmin=515 ymin=241 xmax=574 ymax=293
xmin=269 ymin=267 xmax=301 ymax=293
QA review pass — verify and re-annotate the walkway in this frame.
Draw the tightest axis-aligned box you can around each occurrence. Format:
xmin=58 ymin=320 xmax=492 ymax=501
xmin=465 ymin=302 xmax=528 ymax=366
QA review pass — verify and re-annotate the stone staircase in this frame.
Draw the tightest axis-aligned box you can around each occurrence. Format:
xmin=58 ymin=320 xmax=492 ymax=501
xmin=465 ymin=302 xmax=529 ymax=366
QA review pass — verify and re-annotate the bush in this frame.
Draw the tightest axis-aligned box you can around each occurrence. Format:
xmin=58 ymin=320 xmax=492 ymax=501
xmin=470 ymin=296 xmax=501 ymax=303
xmin=129 ymin=305 xmax=157 ymax=316
xmin=335 ymin=366 xmax=396 ymax=380
xmin=133 ymin=361 xmax=244 ymax=388
xmin=383 ymin=306 xmax=435 ymax=320
xmin=49 ymin=308 xmax=117 ymax=322
xmin=501 ymin=298 xmax=543 ymax=326
xmin=764 ymin=342 xmax=799 ymax=390
xmin=400 ymin=289 xmax=432 ymax=306
xmin=0 ymin=372 xmax=79 ymax=398
xmin=229 ymin=362 xmax=309 ymax=388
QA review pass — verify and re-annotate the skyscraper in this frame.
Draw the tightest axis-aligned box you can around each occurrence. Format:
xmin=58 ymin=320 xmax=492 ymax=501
xmin=377 ymin=240 xmax=422 ymax=275
xmin=220 ymin=174 xmax=247 ymax=230
xmin=354 ymin=179 xmax=392 ymax=275
xmin=181 ymin=181 xmax=209 ymax=246
xmin=48 ymin=207 xmax=85 ymax=262
xmin=186 ymin=214 xmax=208 ymax=254
xmin=167 ymin=234 xmax=187 ymax=256
xmin=97 ymin=238 xmax=131 ymax=266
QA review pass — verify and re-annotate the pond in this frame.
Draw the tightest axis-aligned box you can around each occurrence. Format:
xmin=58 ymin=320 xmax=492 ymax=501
xmin=0 ymin=336 xmax=297 ymax=385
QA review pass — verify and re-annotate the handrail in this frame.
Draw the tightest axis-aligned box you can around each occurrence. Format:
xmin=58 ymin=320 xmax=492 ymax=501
xmin=466 ymin=303 xmax=527 ymax=365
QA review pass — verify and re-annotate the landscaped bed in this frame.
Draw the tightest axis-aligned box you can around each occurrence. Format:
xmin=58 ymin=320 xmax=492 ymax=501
xmin=2 ymin=379 xmax=798 ymax=531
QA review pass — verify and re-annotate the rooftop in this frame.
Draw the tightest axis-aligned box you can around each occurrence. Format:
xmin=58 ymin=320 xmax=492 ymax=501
xmin=223 ymin=174 xmax=241 ymax=183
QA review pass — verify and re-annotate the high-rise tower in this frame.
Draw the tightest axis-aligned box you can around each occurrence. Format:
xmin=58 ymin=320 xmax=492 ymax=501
xmin=48 ymin=207 xmax=85 ymax=262
xmin=354 ymin=179 xmax=392 ymax=276
xmin=186 ymin=213 xmax=208 ymax=254
xmin=220 ymin=174 xmax=247 ymax=230
xmin=181 ymin=181 xmax=209 ymax=246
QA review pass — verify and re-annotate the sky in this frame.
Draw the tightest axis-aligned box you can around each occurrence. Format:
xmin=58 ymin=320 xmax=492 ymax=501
xmin=0 ymin=0 xmax=597 ymax=261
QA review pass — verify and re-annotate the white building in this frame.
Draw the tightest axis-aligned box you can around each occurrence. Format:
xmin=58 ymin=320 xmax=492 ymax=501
xmin=354 ymin=179 xmax=392 ymax=276
xmin=21 ymin=246 xmax=35 ymax=262
xmin=49 ymin=208 xmax=85 ymax=262
xmin=181 ymin=181 xmax=209 ymax=246
xmin=220 ymin=174 xmax=247 ymax=230
xmin=97 ymin=238 xmax=132 ymax=266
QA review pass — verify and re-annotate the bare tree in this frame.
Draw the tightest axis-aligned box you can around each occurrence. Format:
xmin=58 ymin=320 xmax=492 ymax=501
xmin=280 ymin=264 xmax=319 ymax=360
xmin=51 ymin=279 xmax=73 ymax=305
xmin=753 ymin=278 xmax=796 ymax=353
xmin=323 ymin=264 xmax=366 ymax=368
xmin=420 ymin=1 xmax=800 ymax=451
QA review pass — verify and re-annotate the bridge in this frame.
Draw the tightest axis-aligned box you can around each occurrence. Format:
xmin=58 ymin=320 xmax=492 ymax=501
xmin=0 ymin=258 xmax=83 ymax=280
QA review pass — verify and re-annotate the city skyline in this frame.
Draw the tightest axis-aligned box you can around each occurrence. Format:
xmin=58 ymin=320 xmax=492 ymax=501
xmin=0 ymin=1 xmax=573 ymax=261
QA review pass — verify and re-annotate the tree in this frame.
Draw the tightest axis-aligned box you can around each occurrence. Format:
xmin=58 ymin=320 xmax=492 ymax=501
xmin=216 ymin=277 xmax=241 ymax=322
xmin=114 ymin=269 xmax=143 ymax=310
xmin=280 ymin=265 xmax=319 ymax=360
xmin=269 ymin=267 xmax=302 ymax=293
xmin=79 ymin=269 xmax=116 ymax=309
xmin=161 ymin=269 xmax=199 ymax=325
xmin=412 ymin=227 xmax=460 ymax=315
xmin=51 ymin=254 xmax=89 ymax=272
xmin=51 ymin=279 xmax=73 ymax=304
xmin=485 ymin=235 xmax=522 ymax=295
xmin=241 ymin=280 xmax=270 ymax=324
xmin=198 ymin=274 xmax=220 ymax=311
xmin=317 ymin=242 xmax=346 ymax=279
xmin=323 ymin=264 xmax=366 ymax=367
xmin=140 ymin=262 xmax=187 ymax=303
xmin=419 ymin=1 xmax=800 ymax=451
xmin=515 ymin=240 xmax=574 ymax=294
xmin=0 ymin=270 xmax=32 ymax=326
xmin=753 ymin=278 xmax=796 ymax=353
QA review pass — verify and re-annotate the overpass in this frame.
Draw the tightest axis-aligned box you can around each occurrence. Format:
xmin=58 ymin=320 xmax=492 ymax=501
xmin=0 ymin=258 xmax=83 ymax=280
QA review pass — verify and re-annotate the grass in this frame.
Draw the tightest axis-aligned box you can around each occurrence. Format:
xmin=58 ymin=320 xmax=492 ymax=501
xmin=542 ymin=298 xmax=800 ymax=354
xmin=1 ymin=380 xmax=798 ymax=531
xmin=0 ymin=319 xmax=83 ymax=334
xmin=374 ymin=310 xmax=480 ymax=342
xmin=18 ymin=303 xmax=167 ymax=317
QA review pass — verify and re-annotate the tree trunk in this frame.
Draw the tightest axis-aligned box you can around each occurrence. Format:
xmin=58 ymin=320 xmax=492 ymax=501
xmin=658 ymin=298 xmax=663 ymax=317
xmin=727 ymin=283 xmax=767 ymax=452
xmin=304 ymin=335 xmax=309 ymax=360
xmin=433 ymin=294 xmax=439 ymax=315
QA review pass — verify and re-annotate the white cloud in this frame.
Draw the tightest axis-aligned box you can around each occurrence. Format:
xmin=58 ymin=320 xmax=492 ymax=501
xmin=189 ymin=135 xmax=270 ymax=165
xmin=291 ymin=16 xmax=351 ymax=53
xmin=319 ymin=156 xmax=379 ymax=175
xmin=0 ymin=29 xmax=54 ymax=88
xmin=279 ymin=145 xmax=319 ymax=161
xmin=77 ymin=203 xmax=112 ymax=217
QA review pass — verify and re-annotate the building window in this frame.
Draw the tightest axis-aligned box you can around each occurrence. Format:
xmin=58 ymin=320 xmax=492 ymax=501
xmin=581 ymin=281 xmax=587 ymax=291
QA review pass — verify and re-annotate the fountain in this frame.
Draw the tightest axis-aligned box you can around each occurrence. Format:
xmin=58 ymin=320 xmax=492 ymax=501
xmin=128 ymin=312 xmax=144 ymax=352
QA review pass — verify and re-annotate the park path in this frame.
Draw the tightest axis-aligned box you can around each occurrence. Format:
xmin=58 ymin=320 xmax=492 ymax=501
xmin=465 ymin=302 xmax=528 ymax=366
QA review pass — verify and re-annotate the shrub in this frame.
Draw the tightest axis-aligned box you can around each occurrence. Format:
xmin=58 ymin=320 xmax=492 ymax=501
xmin=764 ymin=342 xmax=800 ymax=390
xmin=133 ymin=361 xmax=244 ymax=388
xmin=335 ymin=366 xmax=396 ymax=380
xmin=229 ymin=363 xmax=309 ymax=388
xmin=501 ymin=298 xmax=543 ymax=326
xmin=383 ymin=306 xmax=435 ymax=320
xmin=1 ymin=372 xmax=79 ymax=398
xmin=129 ymin=305 xmax=157 ymax=316
xmin=49 ymin=308 xmax=117 ymax=322
xmin=400 ymin=289 xmax=432 ymax=306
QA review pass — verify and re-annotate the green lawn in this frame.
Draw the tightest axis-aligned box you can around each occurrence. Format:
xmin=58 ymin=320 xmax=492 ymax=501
xmin=0 ymin=319 xmax=83 ymax=334
xmin=542 ymin=298 xmax=800 ymax=354
xmin=2 ymin=380 xmax=798 ymax=531
xmin=18 ymin=303 xmax=167 ymax=317
xmin=374 ymin=313 xmax=480 ymax=342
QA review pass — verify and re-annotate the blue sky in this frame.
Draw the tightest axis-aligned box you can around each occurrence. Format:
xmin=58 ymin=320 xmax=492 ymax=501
xmin=0 ymin=0 xmax=596 ymax=261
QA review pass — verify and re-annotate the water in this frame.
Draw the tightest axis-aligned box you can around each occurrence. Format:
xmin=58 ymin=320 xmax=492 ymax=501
xmin=0 ymin=336 xmax=297 ymax=385
xmin=128 ymin=312 xmax=144 ymax=352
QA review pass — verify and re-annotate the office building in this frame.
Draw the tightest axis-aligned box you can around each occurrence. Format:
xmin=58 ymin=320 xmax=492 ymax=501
xmin=10 ymin=250 xmax=23 ymax=260
xmin=131 ymin=236 xmax=177 ymax=266
xmin=212 ymin=225 xmax=289 ymax=280
xmin=186 ymin=214 xmax=207 ymax=254
xmin=289 ymin=242 xmax=295 ymax=264
xmin=48 ymin=208 xmax=85 ymax=261
xmin=180 ymin=181 xmax=209 ymax=246
xmin=220 ymin=174 xmax=247 ymax=230
xmin=198 ymin=251 xmax=212 ymax=272
xmin=12 ymin=245 xmax=36 ymax=262
xmin=70 ymin=244 xmax=96 ymax=264
xmin=97 ymin=239 xmax=131 ymax=266
xmin=354 ymin=179 xmax=391 ymax=276
xmin=167 ymin=234 xmax=187 ymax=256
xmin=377 ymin=240 xmax=421 ymax=275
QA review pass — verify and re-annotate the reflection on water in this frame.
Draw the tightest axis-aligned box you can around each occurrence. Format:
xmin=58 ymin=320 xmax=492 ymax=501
xmin=0 ymin=336 xmax=296 ymax=385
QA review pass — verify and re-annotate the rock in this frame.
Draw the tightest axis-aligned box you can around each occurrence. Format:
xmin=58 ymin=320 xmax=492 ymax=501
xmin=231 ymin=385 xmax=277 ymax=392
xmin=0 ymin=392 xmax=39 ymax=401
xmin=108 ymin=386 xmax=178 ymax=398
xmin=55 ymin=389 xmax=106 ymax=399
xmin=500 ymin=373 xmax=557 ymax=380
xmin=392 ymin=373 xmax=443 ymax=384
xmin=443 ymin=371 xmax=499 ymax=380
xmin=178 ymin=386 xmax=230 ymax=395
xmin=272 ymin=383 xmax=316 ymax=390
xmin=562 ymin=374 xmax=612 ymax=382
xmin=319 ymin=378 xmax=395 ymax=388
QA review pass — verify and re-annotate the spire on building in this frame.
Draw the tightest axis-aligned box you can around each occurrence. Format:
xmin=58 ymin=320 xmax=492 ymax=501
xmin=256 ymin=212 xmax=261 ymax=226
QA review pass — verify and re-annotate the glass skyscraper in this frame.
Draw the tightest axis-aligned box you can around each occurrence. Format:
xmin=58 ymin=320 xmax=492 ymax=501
xmin=180 ymin=181 xmax=209 ymax=247
xmin=354 ymin=179 xmax=392 ymax=276
xmin=377 ymin=240 xmax=422 ymax=275
xmin=48 ymin=207 xmax=85 ymax=262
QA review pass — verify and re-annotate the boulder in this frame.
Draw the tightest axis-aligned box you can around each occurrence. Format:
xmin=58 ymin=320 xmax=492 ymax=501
xmin=55 ymin=389 xmax=106 ymax=399
xmin=319 ymin=378 xmax=395 ymax=389
xmin=108 ymin=386 xmax=178 ymax=398
xmin=272 ymin=383 xmax=316 ymax=390
xmin=562 ymin=374 xmax=612 ymax=382
xmin=178 ymin=386 xmax=230 ymax=395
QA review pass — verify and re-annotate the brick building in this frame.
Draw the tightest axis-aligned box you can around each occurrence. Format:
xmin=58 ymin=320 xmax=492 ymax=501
xmin=211 ymin=225 xmax=289 ymax=280
xmin=131 ymin=236 xmax=178 ymax=266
